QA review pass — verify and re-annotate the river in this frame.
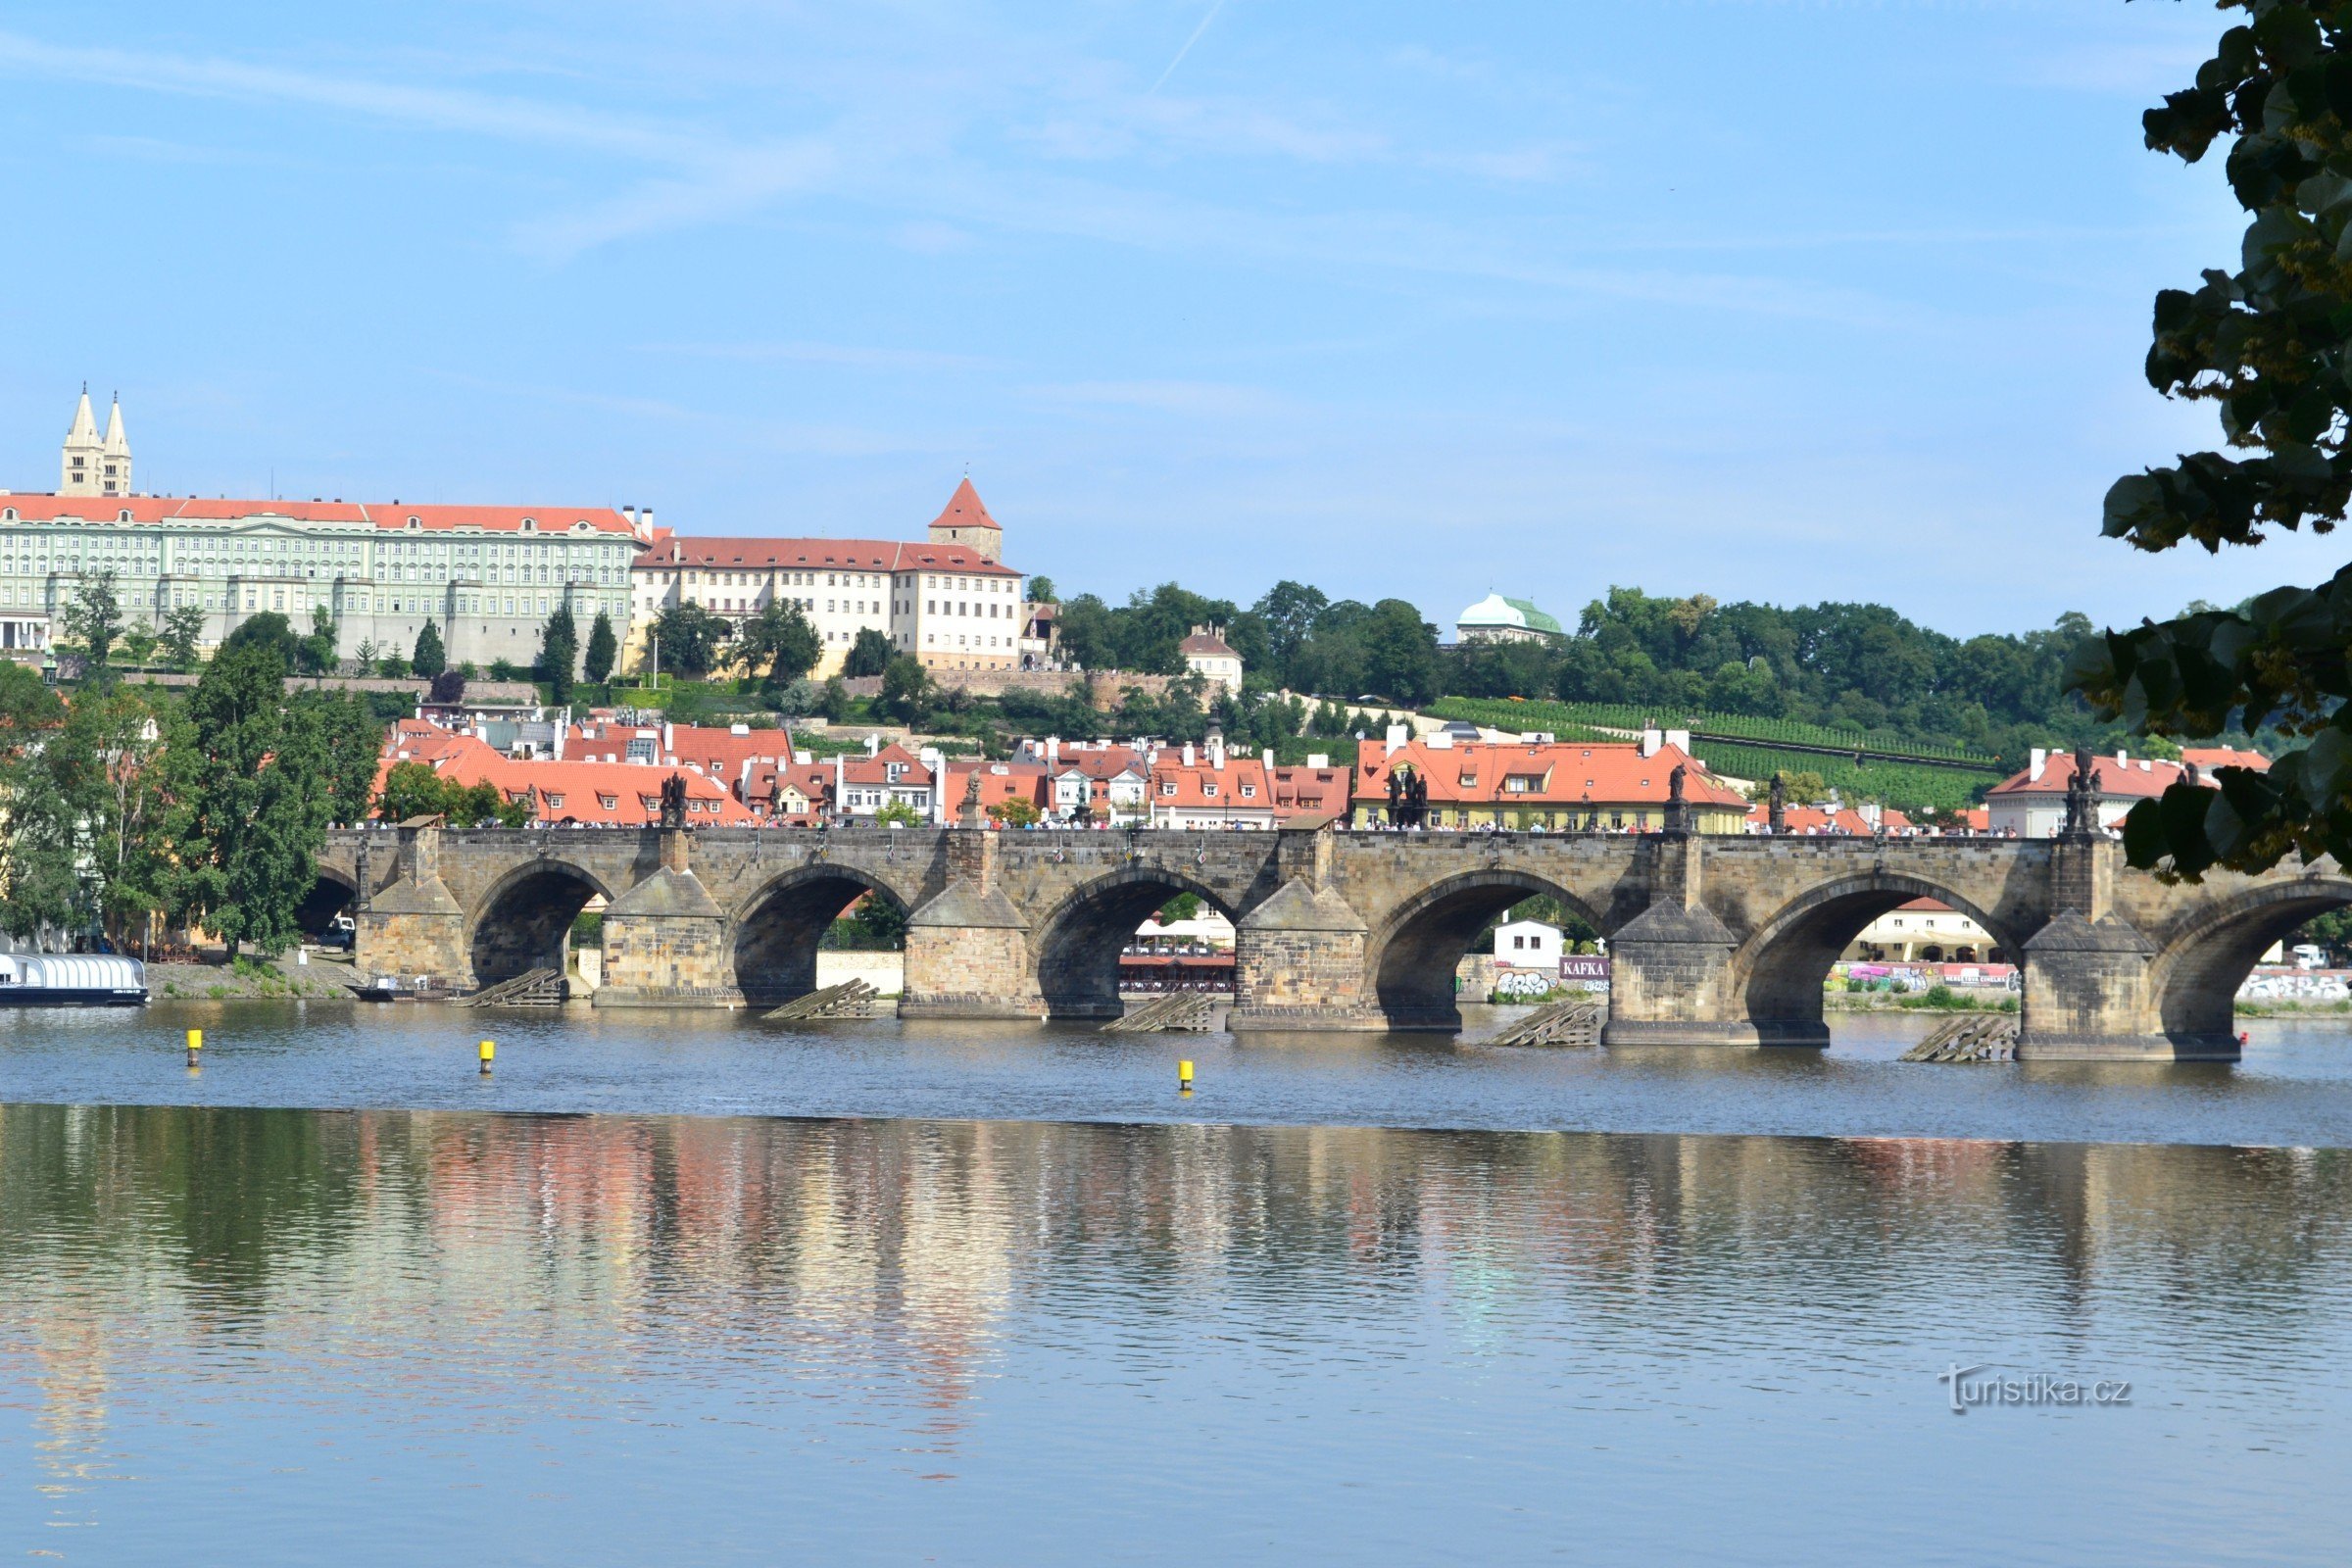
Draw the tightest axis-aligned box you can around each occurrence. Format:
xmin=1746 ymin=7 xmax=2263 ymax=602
xmin=4 ymin=1004 xmax=2350 ymax=1563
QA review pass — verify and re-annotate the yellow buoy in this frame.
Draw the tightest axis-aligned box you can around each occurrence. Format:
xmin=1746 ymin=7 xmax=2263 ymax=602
xmin=1178 ymin=1057 xmax=1194 ymax=1091
xmin=478 ymin=1039 xmax=496 ymax=1074
xmin=185 ymin=1027 xmax=202 ymax=1068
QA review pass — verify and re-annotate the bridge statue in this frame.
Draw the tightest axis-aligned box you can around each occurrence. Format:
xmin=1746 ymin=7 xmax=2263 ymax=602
xmin=659 ymin=772 xmax=689 ymax=831
xmin=316 ymin=808 xmax=2352 ymax=1063
xmin=1767 ymin=772 xmax=1787 ymax=835
xmin=2062 ymin=742 xmax=2097 ymax=840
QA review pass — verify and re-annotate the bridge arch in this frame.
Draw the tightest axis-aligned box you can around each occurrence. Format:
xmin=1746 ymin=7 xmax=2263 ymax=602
xmin=1368 ymin=869 xmax=1608 ymax=1031
xmin=732 ymin=863 xmax=911 ymax=1005
xmin=295 ymin=866 xmax=358 ymax=941
xmin=467 ymin=858 xmax=618 ymax=988
xmin=2146 ymin=876 xmax=2352 ymax=1048
xmin=1735 ymin=873 xmax=2026 ymax=1048
xmin=1032 ymin=866 xmax=1240 ymax=1021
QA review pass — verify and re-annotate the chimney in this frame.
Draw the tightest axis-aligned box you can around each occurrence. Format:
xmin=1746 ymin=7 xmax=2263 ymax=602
xmin=662 ymin=720 xmax=674 ymax=756
xmin=1385 ymin=722 xmax=1409 ymax=759
xmin=1047 ymin=735 xmax=1060 ymax=766
xmin=2117 ymin=749 xmax=2130 ymax=765
xmin=1183 ymin=742 xmax=1197 ymax=766
xmin=2029 ymin=748 xmax=2047 ymax=783
xmin=639 ymin=507 xmax=655 ymax=537
xmin=919 ymin=747 xmax=947 ymax=823
xmin=833 ymin=753 xmax=846 ymax=809
xmin=1207 ymin=731 xmax=1224 ymax=770
xmin=1307 ymin=753 xmax=1329 ymax=770
xmin=1639 ymin=727 xmax=1663 ymax=759
xmin=553 ymin=724 xmax=565 ymax=760
xmin=866 ymin=733 xmax=880 ymax=757
xmin=1665 ymin=728 xmax=1690 ymax=754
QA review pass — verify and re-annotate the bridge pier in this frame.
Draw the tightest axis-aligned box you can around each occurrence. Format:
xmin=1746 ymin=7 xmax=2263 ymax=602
xmin=900 ymin=830 xmax=1045 ymax=1019
xmin=1229 ymin=879 xmax=1379 ymax=1031
xmin=594 ymin=828 xmax=743 ymax=1008
xmin=355 ymin=821 xmax=468 ymax=983
xmin=1599 ymin=833 xmax=1759 ymax=1046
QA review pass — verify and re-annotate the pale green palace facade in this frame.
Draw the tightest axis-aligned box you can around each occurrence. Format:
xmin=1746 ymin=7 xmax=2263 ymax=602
xmin=0 ymin=492 xmax=643 ymax=668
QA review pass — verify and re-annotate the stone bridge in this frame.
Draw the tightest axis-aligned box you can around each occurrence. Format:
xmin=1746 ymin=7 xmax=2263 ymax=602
xmin=313 ymin=821 xmax=2352 ymax=1061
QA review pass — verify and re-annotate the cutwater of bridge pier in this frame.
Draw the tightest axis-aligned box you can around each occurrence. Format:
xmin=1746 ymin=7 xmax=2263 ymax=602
xmin=312 ymin=820 xmax=2352 ymax=1062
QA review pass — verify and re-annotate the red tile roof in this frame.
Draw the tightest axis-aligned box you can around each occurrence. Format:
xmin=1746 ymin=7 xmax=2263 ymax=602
xmin=632 ymin=534 xmax=1015 ymax=576
xmin=930 ymin=477 xmax=1001 ymax=532
xmin=0 ymin=493 xmax=638 ymax=535
xmin=374 ymin=731 xmax=753 ymax=826
xmin=1988 ymin=753 xmax=2182 ymax=800
xmin=1149 ymin=756 xmax=1275 ymax=814
xmin=1268 ymin=762 xmax=1350 ymax=820
xmin=2180 ymin=746 xmax=2272 ymax=773
xmin=1743 ymin=803 xmax=1918 ymax=835
xmin=941 ymin=761 xmax=1053 ymax=815
xmin=1355 ymin=738 xmax=1747 ymax=809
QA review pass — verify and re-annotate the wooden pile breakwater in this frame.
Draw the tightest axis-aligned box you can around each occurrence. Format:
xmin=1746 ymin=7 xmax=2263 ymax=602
xmin=463 ymin=968 xmax=566 ymax=1007
xmin=1101 ymin=994 xmax=1218 ymax=1034
xmin=1489 ymin=1000 xmax=1605 ymax=1048
xmin=1899 ymin=1013 xmax=2020 ymax=1063
xmin=763 ymin=979 xmax=881 ymax=1022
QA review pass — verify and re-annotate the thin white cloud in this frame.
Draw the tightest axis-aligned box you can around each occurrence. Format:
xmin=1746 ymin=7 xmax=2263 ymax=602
xmin=1026 ymin=379 xmax=1298 ymax=418
xmin=0 ymin=31 xmax=695 ymax=161
xmin=641 ymin=341 xmax=1002 ymax=372
xmin=1149 ymin=0 xmax=1228 ymax=96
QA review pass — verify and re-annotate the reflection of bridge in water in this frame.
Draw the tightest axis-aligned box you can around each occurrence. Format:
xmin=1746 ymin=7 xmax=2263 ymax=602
xmin=314 ymin=820 xmax=2352 ymax=1061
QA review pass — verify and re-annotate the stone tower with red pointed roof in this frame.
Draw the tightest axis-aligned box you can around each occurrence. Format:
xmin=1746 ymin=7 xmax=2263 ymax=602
xmin=927 ymin=477 xmax=1002 ymax=562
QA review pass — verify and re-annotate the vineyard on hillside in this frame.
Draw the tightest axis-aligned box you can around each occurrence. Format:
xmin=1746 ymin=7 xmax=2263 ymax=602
xmin=1427 ymin=697 xmax=2004 ymax=769
xmin=1678 ymin=741 xmax=1987 ymax=814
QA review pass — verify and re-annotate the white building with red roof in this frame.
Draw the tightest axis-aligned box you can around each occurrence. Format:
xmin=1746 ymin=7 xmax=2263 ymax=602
xmin=627 ymin=477 xmax=1024 ymax=678
xmin=2 ymin=392 xmax=641 ymax=662
xmin=1353 ymin=729 xmax=1750 ymax=832
xmin=1148 ymin=737 xmax=1277 ymax=830
xmin=1984 ymin=747 xmax=2243 ymax=838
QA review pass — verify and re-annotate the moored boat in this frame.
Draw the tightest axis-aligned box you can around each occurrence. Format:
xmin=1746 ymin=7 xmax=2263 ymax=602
xmin=0 ymin=954 xmax=149 ymax=1006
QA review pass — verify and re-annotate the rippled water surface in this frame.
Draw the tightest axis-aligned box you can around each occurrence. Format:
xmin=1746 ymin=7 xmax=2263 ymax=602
xmin=6 ymin=1005 xmax=2352 ymax=1563
xmin=5 ymin=1000 xmax=2352 ymax=1146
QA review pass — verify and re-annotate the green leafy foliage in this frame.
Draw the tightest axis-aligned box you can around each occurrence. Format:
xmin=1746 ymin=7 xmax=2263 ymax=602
xmin=844 ymin=626 xmax=895 ymax=679
xmin=649 ymin=603 xmax=729 ymax=679
xmin=730 ymin=599 xmax=822 ymax=692
xmin=375 ymin=760 xmax=527 ymax=828
xmin=535 ymin=605 xmax=578 ymax=704
xmin=583 ymin=612 xmax=617 ymax=685
xmin=62 ymin=570 xmax=122 ymax=675
xmin=410 ymin=620 xmax=446 ymax=679
xmin=2070 ymin=3 xmax=2352 ymax=875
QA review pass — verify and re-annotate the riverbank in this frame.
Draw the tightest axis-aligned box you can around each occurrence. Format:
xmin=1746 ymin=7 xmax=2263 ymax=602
xmin=147 ymin=955 xmax=354 ymax=1001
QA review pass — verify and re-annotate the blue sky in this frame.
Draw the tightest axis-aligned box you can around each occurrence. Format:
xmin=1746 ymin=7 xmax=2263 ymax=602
xmin=0 ymin=1 xmax=2328 ymax=639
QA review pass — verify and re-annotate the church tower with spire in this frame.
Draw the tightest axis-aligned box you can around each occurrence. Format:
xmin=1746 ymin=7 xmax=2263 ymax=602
xmin=59 ymin=388 xmax=130 ymax=497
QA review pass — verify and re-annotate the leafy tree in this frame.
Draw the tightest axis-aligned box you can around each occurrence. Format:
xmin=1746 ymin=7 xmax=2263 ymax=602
xmin=164 ymin=634 xmax=323 ymax=957
xmin=535 ymin=605 xmax=578 ymax=703
xmin=2069 ymin=2 xmax=2352 ymax=876
xmin=375 ymin=760 xmax=525 ymax=828
xmin=584 ymin=611 xmax=617 ymax=685
xmin=818 ymin=677 xmax=852 ymax=721
xmin=731 ymin=599 xmax=822 ymax=691
xmin=119 ymin=620 xmax=158 ymax=669
xmin=650 ymin=603 xmax=729 ymax=679
xmin=1157 ymin=892 xmax=1203 ymax=923
xmin=987 ymin=797 xmax=1041 ymax=827
xmin=62 ymin=569 xmax=122 ymax=675
xmin=222 ymin=612 xmax=301 ymax=667
xmin=0 ymin=669 xmax=76 ymax=941
xmin=487 ymin=658 xmax=520 ymax=682
xmin=428 ymin=669 xmax=467 ymax=705
xmin=879 ymin=656 xmax=932 ymax=724
xmin=411 ymin=619 xmax=446 ymax=679
xmin=298 ymin=691 xmax=388 ymax=827
xmin=822 ymin=891 xmax=908 ymax=950
xmin=874 ymin=800 xmax=923 ymax=827
xmin=844 ymin=626 xmax=896 ymax=679
xmin=159 ymin=605 xmax=206 ymax=670
xmin=373 ymin=653 xmax=410 ymax=679
xmin=298 ymin=607 xmax=340 ymax=677
xmin=1026 ymin=575 xmax=1058 ymax=604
